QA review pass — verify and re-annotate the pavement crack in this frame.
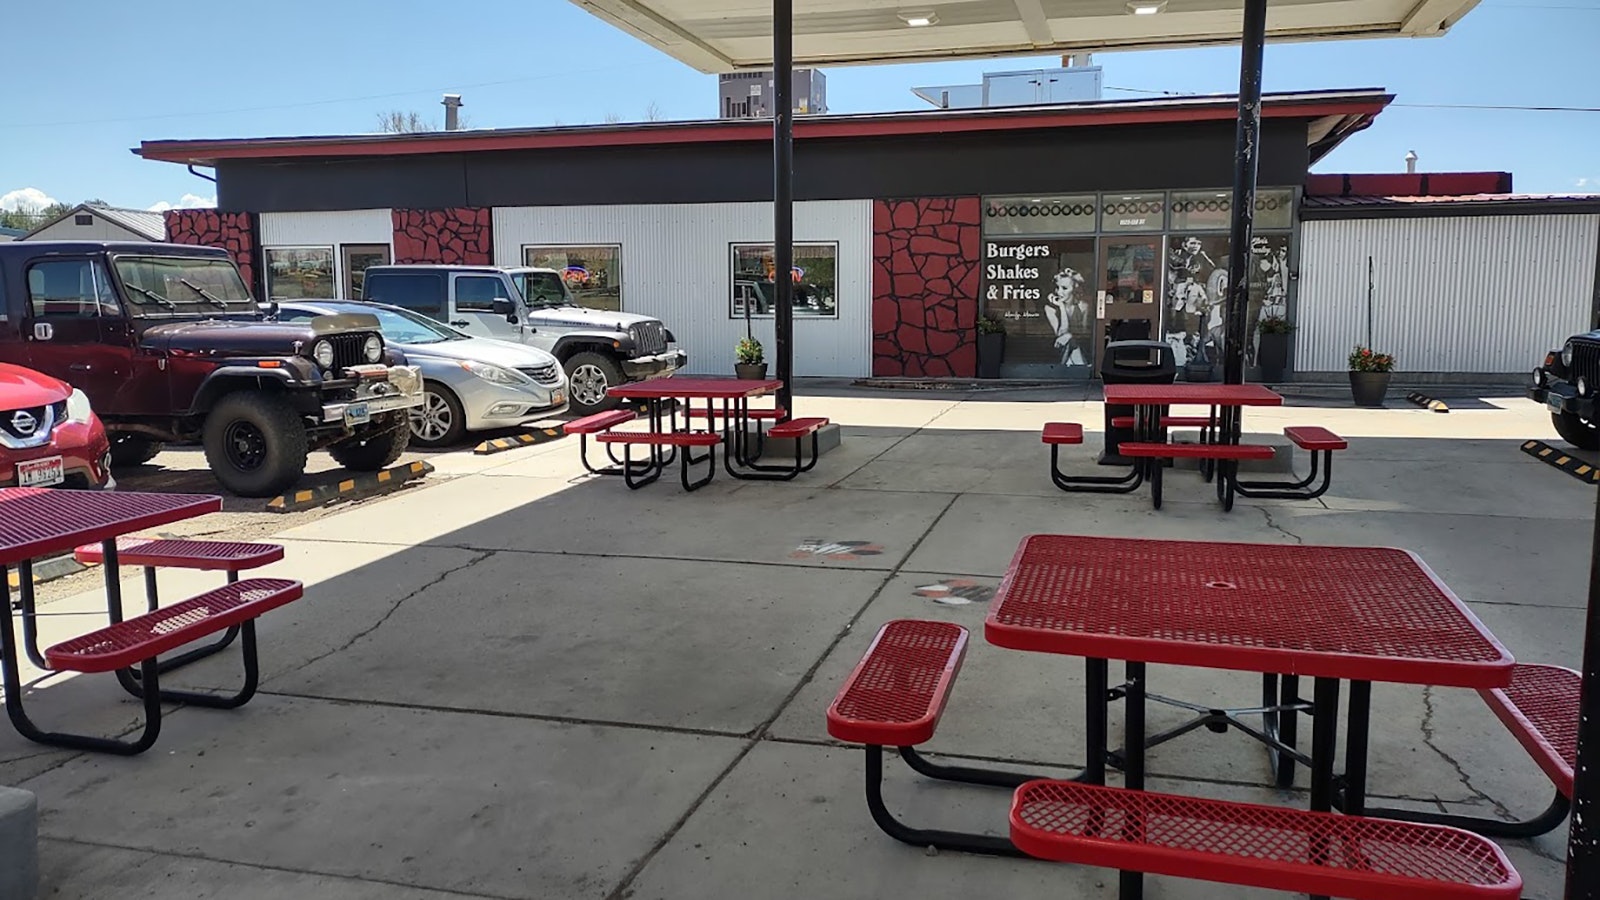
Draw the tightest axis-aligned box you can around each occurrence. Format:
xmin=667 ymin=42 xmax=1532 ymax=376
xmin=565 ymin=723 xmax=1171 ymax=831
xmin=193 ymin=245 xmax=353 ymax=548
xmin=1258 ymin=506 xmax=1304 ymax=545
xmin=1419 ymin=685 xmax=1518 ymax=824
xmin=277 ymin=549 xmax=493 ymax=678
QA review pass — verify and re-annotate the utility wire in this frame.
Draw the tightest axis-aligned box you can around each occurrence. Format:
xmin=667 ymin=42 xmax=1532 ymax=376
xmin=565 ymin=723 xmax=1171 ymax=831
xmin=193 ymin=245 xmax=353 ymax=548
xmin=1103 ymin=85 xmax=1600 ymax=112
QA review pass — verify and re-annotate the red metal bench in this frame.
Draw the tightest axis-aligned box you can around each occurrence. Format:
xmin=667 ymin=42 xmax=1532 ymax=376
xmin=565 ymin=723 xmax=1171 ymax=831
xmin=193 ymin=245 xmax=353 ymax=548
xmin=1010 ymin=780 xmax=1521 ymax=900
xmin=564 ymin=409 xmax=640 ymax=476
xmin=1042 ymin=423 xmax=1146 ymax=495
xmin=1118 ymin=441 xmax=1276 ymax=511
xmin=7 ymin=578 xmax=304 ymax=756
xmin=595 ymin=430 xmax=722 ymax=491
xmin=826 ymin=620 xmax=1027 ymax=857
xmin=1359 ymin=663 xmax=1578 ymax=838
xmin=1234 ymin=426 xmax=1349 ymax=502
xmin=1042 ymin=422 xmax=1084 ymax=445
xmin=729 ymin=416 xmax=829 ymax=480
xmin=69 ymin=538 xmax=285 ymax=681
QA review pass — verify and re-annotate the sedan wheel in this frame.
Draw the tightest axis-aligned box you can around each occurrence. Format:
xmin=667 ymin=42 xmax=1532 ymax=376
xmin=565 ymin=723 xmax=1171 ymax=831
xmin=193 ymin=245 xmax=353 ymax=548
xmin=409 ymin=385 xmax=467 ymax=447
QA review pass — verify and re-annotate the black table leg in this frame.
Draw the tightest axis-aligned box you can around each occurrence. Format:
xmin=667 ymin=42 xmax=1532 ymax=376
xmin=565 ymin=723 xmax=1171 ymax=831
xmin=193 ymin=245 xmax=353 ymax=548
xmin=1121 ymin=661 xmax=1147 ymax=900
xmin=1309 ymin=677 xmax=1341 ymax=900
xmin=1084 ymin=657 xmax=1109 ymax=785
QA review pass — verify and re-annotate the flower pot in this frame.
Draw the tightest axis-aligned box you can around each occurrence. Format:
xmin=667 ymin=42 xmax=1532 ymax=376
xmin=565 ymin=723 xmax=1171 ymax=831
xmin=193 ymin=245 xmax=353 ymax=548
xmin=735 ymin=362 xmax=768 ymax=380
xmin=1349 ymin=370 xmax=1391 ymax=407
xmin=1257 ymin=332 xmax=1290 ymax=382
xmin=977 ymin=332 xmax=1005 ymax=379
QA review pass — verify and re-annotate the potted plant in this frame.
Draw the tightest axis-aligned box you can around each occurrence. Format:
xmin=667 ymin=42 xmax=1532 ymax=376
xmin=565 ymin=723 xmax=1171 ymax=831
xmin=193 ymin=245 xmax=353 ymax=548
xmin=1256 ymin=315 xmax=1295 ymax=383
xmin=1348 ymin=344 xmax=1395 ymax=406
xmin=735 ymin=336 xmax=767 ymax=380
xmin=976 ymin=316 xmax=1006 ymax=379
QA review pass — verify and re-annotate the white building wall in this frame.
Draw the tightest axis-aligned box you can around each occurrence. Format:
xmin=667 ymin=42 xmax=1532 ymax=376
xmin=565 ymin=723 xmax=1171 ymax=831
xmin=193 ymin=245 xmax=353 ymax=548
xmin=1297 ymin=214 xmax=1600 ymax=374
xmin=26 ymin=216 xmax=152 ymax=243
xmin=493 ymin=201 xmax=872 ymax=377
xmin=259 ymin=209 xmax=393 ymax=298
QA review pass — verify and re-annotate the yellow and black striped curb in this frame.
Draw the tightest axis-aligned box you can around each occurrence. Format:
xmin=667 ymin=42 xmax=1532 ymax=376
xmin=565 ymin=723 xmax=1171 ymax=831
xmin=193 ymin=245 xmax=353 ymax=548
xmin=1521 ymin=440 xmax=1600 ymax=484
xmin=1405 ymin=391 xmax=1449 ymax=413
xmin=266 ymin=460 xmax=435 ymax=513
xmin=473 ymin=423 xmax=566 ymax=455
xmin=6 ymin=554 xmax=86 ymax=589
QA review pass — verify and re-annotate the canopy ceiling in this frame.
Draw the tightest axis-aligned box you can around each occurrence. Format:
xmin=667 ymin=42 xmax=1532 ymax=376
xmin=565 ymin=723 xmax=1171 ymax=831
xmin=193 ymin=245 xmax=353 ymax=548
xmin=566 ymin=0 xmax=1480 ymax=72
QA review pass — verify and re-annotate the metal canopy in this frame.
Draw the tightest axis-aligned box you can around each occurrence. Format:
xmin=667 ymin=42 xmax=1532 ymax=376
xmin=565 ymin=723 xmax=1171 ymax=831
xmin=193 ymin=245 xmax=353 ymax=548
xmin=567 ymin=0 xmax=1482 ymax=72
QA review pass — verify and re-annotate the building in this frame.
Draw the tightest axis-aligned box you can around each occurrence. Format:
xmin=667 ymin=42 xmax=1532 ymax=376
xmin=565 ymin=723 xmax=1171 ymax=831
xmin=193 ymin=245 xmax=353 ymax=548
xmin=136 ymin=88 xmax=1600 ymax=382
xmin=718 ymin=69 xmax=826 ymax=118
xmin=21 ymin=204 xmax=166 ymax=243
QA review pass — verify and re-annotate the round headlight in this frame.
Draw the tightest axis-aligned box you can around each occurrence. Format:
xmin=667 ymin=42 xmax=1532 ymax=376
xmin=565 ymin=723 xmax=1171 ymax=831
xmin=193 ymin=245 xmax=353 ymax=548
xmin=312 ymin=340 xmax=335 ymax=370
xmin=363 ymin=335 xmax=384 ymax=363
xmin=1563 ymin=342 xmax=1575 ymax=367
xmin=1581 ymin=377 xmax=1590 ymax=397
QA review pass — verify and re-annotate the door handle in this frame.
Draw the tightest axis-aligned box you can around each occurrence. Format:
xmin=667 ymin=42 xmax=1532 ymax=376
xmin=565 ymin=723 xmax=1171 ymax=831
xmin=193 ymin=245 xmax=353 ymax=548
xmin=450 ymin=320 xmax=469 ymax=328
xmin=69 ymin=364 xmax=91 ymax=372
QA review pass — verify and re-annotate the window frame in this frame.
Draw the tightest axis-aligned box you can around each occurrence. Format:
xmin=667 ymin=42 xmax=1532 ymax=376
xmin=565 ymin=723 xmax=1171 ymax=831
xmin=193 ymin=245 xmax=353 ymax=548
xmin=728 ymin=241 xmax=840 ymax=320
xmin=25 ymin=257 xmax=120 ymax=320
xmin=262 ymin=245 xmax=337 ymax=302
xmin=521 ymin=244 xmax=625 ymax=312
xmin=451 ymin=274 xmax=511 ymax=312
xmin=340 ymin=243 xmax=391 ymax=301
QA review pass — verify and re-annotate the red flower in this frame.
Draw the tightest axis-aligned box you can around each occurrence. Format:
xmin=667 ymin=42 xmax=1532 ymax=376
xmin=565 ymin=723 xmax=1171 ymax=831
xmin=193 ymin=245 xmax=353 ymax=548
xmin=1361 ymin=349 xmax=1372 ymax=357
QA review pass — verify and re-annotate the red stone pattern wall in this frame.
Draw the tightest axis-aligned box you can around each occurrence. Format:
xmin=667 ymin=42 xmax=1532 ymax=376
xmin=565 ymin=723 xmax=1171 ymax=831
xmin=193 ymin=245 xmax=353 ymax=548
xmin=391 ymin=208 xmax=493 ymax=265
xmin=163 ymin=210 xmax=259 ymax=296
xmin=871 ymin=198 xmax=982 ymax=377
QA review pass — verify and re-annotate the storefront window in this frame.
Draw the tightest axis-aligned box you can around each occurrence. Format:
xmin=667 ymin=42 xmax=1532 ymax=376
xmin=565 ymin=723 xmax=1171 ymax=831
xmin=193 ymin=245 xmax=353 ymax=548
xmin=1169 ymin=188 xmax=1295 ymax=231
xmin=1099 ymin=193 xmax=1167 ymax=233
xmin=729 ymin=243 xmax=838 ymax=318
xmin=983 ymin=237 xmax=1097 ymax=368
xmin=264 ymin=247 xmax=335 ymax=301
xmin=1162 ymin=232 xmax=1292 ymax=368
xmin=524 ymin=245 xmax=623 ymax=311
xmin=341 ymin=244 xmax=390 ymax=300
xmin=982 ymin=195 xmax=1097 ymax=236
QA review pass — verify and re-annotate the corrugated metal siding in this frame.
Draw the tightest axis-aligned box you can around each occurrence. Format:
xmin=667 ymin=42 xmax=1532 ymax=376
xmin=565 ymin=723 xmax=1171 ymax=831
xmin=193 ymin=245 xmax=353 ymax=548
xmin=1297 ymin=214 xmax=1600 ymax=373
xmin=493 ymin=201 xmax=872 ymax=377
xmin=259 ymin=210 xmax=393 ymax=298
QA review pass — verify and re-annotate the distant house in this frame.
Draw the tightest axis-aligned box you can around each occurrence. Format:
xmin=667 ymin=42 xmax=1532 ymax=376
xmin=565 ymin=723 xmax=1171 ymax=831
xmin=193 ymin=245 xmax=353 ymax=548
xmin=20 ymin=204 xmax=166 ymax=242
xmin=0 ymin=226 xmax=25 ymax=243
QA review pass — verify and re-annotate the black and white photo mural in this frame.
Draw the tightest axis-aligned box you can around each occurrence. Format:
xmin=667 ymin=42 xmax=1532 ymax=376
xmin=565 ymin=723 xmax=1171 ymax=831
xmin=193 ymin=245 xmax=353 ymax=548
xmin=1163 ymin=233 xmax=1290 ymax=368
xmin=982 ymin=236 xmax=1097 ymax=370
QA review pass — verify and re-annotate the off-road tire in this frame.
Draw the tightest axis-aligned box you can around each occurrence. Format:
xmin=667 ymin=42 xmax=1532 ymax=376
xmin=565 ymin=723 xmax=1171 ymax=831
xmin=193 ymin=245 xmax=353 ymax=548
xmin=328 ymin=415 xmax=412 ymax=470
xmin=109 ymin=435 xmax=164 ymax=468
xmin=202 ymin=393 xmax=309 ymax=498
xmin=564 ymin=351 xmax=625 ymax=415
xmin=1553 ymin=410 xmax=1600 ymax=451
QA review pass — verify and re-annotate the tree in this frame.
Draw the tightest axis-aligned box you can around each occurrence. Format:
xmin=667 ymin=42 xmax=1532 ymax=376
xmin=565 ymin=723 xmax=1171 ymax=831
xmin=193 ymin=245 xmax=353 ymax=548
xmin=603 ymin=112 xmax=623 ymax=124
xmin=644 ymin=101 xmax=664 ymax=122
xmin=0 ymin=201 xmax=70 ymax=232
xmin=376 ymin=110 xmax=432 ymax=133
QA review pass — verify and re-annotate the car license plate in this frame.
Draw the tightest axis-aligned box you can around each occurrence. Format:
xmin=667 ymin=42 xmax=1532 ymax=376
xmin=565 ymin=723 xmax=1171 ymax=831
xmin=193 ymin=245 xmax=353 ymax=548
xmin=1548 ymin=394 xmax=1566 ymax=413
xmin=344 ymin=402 xmax=371 ymax=426
xmin=17 ymin=456 xmax=64 ymax=488
xmin=552 ymin=390 xmax=565 ymax=406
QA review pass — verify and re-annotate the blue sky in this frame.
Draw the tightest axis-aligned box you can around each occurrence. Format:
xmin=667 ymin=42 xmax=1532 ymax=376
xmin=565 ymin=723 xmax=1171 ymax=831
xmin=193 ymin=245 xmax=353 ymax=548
xmin=2 ymin=0 xmax=1595 ymax=212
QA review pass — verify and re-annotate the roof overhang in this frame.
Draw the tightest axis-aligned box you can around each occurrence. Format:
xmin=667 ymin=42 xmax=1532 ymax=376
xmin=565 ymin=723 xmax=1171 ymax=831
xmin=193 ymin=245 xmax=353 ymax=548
xmin=565 ymin=0 xmax=1482 ymax=73
xmin=136 ymin=89 xmax=1390 ymax=167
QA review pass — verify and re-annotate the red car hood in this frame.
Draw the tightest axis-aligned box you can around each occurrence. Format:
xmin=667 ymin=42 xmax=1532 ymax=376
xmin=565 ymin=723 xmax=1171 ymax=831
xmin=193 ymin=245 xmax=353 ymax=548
xmin=0 ymin=363 xmax=71 ymax=409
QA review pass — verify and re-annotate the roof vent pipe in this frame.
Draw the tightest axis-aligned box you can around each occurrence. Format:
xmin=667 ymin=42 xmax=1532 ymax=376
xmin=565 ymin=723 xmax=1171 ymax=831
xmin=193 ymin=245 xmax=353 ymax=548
xmin=442 ymin=94 xmax=464 ymax=131
xmin=1405 ymin=149 xmax=1418 ymax=174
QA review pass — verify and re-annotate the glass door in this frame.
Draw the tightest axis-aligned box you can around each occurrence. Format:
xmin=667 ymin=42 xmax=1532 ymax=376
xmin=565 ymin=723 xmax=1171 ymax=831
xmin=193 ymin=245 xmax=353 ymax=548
xmin=1094 ymin=239 xmax=1162 ymax=374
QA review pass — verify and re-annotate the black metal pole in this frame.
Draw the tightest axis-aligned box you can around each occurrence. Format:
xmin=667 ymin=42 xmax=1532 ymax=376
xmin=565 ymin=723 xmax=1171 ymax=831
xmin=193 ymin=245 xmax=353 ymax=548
xmin=1565 ymin=483 xmax=1600 ymax=897
xmin=1222 ymin=0 xmax=1268 ymax=385
xmin=772 ymin=0 xmax=795 ymax=419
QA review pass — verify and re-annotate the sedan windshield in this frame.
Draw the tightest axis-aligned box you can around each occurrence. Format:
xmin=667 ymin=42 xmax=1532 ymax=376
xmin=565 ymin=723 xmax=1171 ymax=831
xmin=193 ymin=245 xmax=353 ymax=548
xmin=358 ymin=305 xmax=468 ymax=344
xmin=113 ymin=256 xmax=253 ymax=314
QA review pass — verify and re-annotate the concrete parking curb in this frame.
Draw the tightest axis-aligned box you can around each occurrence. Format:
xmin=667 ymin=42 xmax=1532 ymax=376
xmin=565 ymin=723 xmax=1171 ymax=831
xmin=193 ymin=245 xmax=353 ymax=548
xmin=1405 ymin=391 xmax=1449 ymax=412
xmin=473 ymin=422 xmax=566 ymax=455
xmin=5 ymin=553 xmax=85 ymax=589
xmin=1521 ymin=440 xmax=1599 ymax=484
xmin=266 ymin=460 xmax=435 ymax=513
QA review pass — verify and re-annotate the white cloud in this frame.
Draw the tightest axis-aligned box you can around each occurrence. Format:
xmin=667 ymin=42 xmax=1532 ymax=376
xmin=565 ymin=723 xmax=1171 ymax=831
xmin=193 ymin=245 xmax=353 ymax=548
xmin=146 ymin=193 xmax=216 ymax=212
xmin=0 ymin=187 xmax=59 ymax=212
xmin=1578 ymin=177 xmax=1596 ymax=192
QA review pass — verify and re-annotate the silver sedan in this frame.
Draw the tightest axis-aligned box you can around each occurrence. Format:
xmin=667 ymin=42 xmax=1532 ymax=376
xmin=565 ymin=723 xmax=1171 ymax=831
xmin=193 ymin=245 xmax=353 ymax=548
xmin=274 ymin=300 xmax=569 ymax=447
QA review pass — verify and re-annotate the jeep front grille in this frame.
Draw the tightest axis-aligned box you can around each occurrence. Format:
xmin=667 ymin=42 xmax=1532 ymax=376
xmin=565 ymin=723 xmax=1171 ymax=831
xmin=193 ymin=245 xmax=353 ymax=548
xmin=1574 ymin=342 xmax=1600 ymax=388
xmin=328 ymin=333 xmax=371 ymax=372
xmin=519 ymin=363 xmax=562 ymax=386
xmin=629 ymin=322 xmax=667 ymax=356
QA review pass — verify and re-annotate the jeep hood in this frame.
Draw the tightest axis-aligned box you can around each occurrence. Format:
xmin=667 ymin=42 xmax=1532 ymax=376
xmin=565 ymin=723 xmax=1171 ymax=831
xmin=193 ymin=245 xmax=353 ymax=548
xmin=527 ymin=307 xmax=660 ymax=331
xmin=139 ymin=314 xmax=379 ymax=355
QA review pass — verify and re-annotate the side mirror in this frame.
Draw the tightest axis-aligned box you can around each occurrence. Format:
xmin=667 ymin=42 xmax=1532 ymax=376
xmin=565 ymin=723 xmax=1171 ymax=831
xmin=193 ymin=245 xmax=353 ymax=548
xmin=491 ymin=298 xmax=514 ymax=316
xmin=506 ymin=313 xmax=519 ymax=325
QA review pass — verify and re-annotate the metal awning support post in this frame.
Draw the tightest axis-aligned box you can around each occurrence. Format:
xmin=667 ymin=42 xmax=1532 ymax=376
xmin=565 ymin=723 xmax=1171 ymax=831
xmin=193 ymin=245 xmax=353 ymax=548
xmin=1567 ymin=489 xmax=1600 ymax=896
xmin=1221 ymin=0 xmax=1268 ymax=386
xmin=772 ymin=0 xmax=795 ymax=417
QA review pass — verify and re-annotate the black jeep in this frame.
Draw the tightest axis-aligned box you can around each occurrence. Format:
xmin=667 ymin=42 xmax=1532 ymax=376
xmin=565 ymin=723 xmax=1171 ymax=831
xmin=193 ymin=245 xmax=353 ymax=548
xmin=0 ymin=242 xmax=423 ymax=496
xmin=1531 ymin=332 xmax=1600 ymax=450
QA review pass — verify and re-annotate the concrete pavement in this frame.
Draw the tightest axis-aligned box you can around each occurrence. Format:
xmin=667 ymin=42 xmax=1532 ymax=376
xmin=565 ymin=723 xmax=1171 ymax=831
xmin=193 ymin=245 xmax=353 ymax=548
xmin=0 ymin=382 xmax=1586 ymax=899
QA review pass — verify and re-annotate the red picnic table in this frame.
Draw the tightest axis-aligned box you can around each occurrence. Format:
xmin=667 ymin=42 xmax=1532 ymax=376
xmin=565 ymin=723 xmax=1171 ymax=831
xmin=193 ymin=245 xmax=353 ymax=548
xmin=0 ymin=488 xmax=300 ymax=754
xmin=986 ymin=534 xmax=1513 ymax=898
xmin=604 ymin=376 xmax=825 ymax=487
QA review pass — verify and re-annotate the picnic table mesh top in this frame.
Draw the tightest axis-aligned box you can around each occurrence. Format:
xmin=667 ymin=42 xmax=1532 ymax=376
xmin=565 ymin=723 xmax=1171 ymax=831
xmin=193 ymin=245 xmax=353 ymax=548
xmin=1102 ymin=383 xmax=1284 ymax=406
xmin=607 ymin=376 xmax=782 ymax=399
xmin=0 ymin=488 xmax=221 ymax=567
xmin=987 ymin=535 xmax=1511 ymax=686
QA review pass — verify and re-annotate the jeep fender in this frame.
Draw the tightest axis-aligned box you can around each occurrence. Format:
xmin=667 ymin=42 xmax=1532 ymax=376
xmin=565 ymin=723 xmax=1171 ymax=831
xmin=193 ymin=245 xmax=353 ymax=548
xmin=190 ymin=367 xmax=303 ymax=417
xmin=552 ymin=334 xmax=634 ymax=361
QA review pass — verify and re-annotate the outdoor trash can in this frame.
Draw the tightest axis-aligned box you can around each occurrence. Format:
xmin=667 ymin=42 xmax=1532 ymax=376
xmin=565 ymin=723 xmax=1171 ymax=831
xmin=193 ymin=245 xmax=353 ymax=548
xmin=1099 ymin=340 xmax=1176 ymax=464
